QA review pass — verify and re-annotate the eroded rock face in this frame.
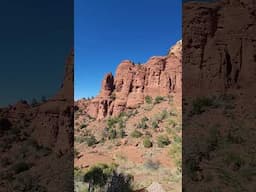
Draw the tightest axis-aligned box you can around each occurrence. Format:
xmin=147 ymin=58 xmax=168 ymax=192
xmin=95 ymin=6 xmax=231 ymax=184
xmin=183 ymin=0 xmax=256 ymax=96
xmin=32 ymin=50 xmax=74 ymax=152
xmin=77 ymin=40 xmax=182 ymax=120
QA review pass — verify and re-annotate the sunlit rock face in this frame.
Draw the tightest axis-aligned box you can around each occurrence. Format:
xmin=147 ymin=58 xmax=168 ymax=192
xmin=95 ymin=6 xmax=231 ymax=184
xmin=77 ymin=40 xmax=182 ymax=120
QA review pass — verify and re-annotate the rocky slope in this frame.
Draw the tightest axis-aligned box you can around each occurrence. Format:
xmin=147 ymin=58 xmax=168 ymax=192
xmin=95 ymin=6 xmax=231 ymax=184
xmin=183 ymin=0 xmax=256 ymax=191
xmin=76 ymin=40 xmax=182 ymax=120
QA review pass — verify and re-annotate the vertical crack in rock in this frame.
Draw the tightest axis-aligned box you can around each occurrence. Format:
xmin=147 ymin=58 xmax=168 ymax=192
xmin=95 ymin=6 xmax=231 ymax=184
xmin=224 ymin=48 xmax=232 ymax=87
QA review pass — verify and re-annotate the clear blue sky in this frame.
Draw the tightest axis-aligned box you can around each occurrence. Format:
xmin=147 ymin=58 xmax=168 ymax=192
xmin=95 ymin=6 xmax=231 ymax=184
xmin=0 ymin=0 xmax=73 ymax=107
xmin=75 ymin=0 xmax=181 ymax=100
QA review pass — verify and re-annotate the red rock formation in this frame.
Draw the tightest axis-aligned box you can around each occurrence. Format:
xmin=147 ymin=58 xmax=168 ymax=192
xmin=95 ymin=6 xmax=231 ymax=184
xmin=0 ymin=51 xmax=74 ymax=192
xmin=78 ymin=40 xmax=182 ymax=120
xmin=32 ymin=50 xmax=74 ymax=152
xmin=183 ymin=0 xmax=256 ymax=96
xmin=183 ymin=1 xmax=256 ymax=191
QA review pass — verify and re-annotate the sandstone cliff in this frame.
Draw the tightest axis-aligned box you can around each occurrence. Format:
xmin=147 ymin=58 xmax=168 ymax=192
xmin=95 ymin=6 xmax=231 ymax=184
xmin=77 ymin=40 xmax=182 ymax=120
xmin=183 ymin=0 xmax=256 ymax=96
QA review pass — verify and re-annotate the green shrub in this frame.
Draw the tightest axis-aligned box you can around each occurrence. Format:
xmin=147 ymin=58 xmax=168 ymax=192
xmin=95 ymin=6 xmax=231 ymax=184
xmin=141 ymin=117 xmax=149 ymax=122
xmin=145 ymin=96 xmax=152 ymax=104
xmin=157 ymin=135 xmax=170 ymax=147
xmin=85 ymin=135 xmax=97 ymax=146
xmin=151 ymin=121 xmax=159 ymax=129
xmin=84 ymin=164 xmax=116 ymax=188
xmin=168 ymin=119 xmax=177 ymax=127
xmin=126 ymin=110 xmax=134 ymax=118
xmin=119 ymin=119 xmax=126 ymax=128
xmin=108 ymin=129 xmax=117 ymax=140
xmin=154 ymin=96 xmax=165 ymax=104
xmin=137 ymin=121 xmax=148 ymax=129
xmin=107 ymin=116 xmax=125 ymax=129
xmin=143 ymin=137 xmax=153 ymax=148
xmin=74 ymin=148 xmax=80 ymax=158
xmin=75 ymin=136 xmax=85 ymax=143
xmin=83 ymin=163 xmax=132 ymax=192
xmin=88 ymin=115 xmax=96 ymax=120
xmin=131 ymin=130 xmax=143 ymax=138
xmin=191 ymin=97 xmax=215 ymax=115
xmin=117 ymin=128 xmax=126 ymax=138
xmin=165 ymin=127 xmax=172 ymax=134
xmin=137 ymin=117 xmax=148 ymax=129
xmin=0 ymin=118 xmax=12 ymax=131
xmin=12 ymin=162 xmax=30 ymax=174
xmin=107 ymin=117 xmax=118 ymax=128
xmin=104 ymin=126 xmax=125 ymax=140
xmin=144 ymin=159 xmax=160 ymax=170
xmin=80 ymin=124 xmax=87 ymax=129
xmin=119 ymin=112 xmax=127 ymax=118
xmin=169 ymin=135 xmax=182 ymax=171
xmin=160 ymin=109 xmax=168 ymax=120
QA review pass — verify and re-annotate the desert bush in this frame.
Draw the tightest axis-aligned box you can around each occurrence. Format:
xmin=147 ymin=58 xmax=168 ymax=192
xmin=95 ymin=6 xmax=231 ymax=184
xmin=137 ymin=120 xmax=148 ymax=129
xmin=74 ymin=148 xmax=80 ymax=158
xmin=154 ymin=96 xmax=165 ymax=104
xmin=1 ymin=157 xmax=10 ymax=167
xmin=141 ymin=116 xmax=149 ymax=122
xmin=84 ymin=164 xmax=115 ymax=189
xmin=191 ymin=97 xmax=216 ymax=115
xmin=117 ymin=128 xmax=126 ymax=138
xmin=151 ymin=121 xmax=159 ymax=129
xmin=85 ymin=135 xmax=97 ymax=146
xmin=10 ymin=127 xmax=20 ymax=135
xmin=74 ymin=136 xmax=84 ymax=143
xmin=145 ymin=96 xmax=152 ymax=104
xmin=126 ymin=110 xmax=134 ymax=118
xmin=108 ymin=129 xmax=117 ymax=140
xmin=131 ymin=130 xmax=143 ymax=138
xmin=80 ymin=124 xmax=87 ymax=129
xmin=143 ymin=137 xmax=153 ymax=148
xmin=169 ymin=111 xmax=177 ymax=116
xmin=107 ymin=115 xmax=126 ymax=129
xmin=12 ymin=162 xmax=31 ymax=174
xmin=84 ymin=163 xmax=132 ymax=192
xmin=0 ymin=118 xmax=12 ymax=131
xmin=168 ymin=119 xmax=177 ymax=127
xmin=104 ymin=125 xmax=125 ymax=140
xmin=106 ymin=171 xmax=133 ymax=192
xmin=165 ymin=127 xmax=172 ymax=134
xmin=151 ymin=110 xmax=168 ymax=125
xmin=160 ymin=109 xmax=168 ymax=120
xmin=144 ymin=159 xmax=160 ymax=170
xmin=157 ymin=135 xmax=170 ymax=147
xmin=118 ymin=120 xmax=125 ymax=130
xmin=88 ymin=115 xmax=96 ymax=120
xmin=169 ymin=134 xmax=182 ymax=171
xmin=107 ymin=117 xmax=119 ymax=128
xmin=145 ymin=131 xmax=152 ymax=137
